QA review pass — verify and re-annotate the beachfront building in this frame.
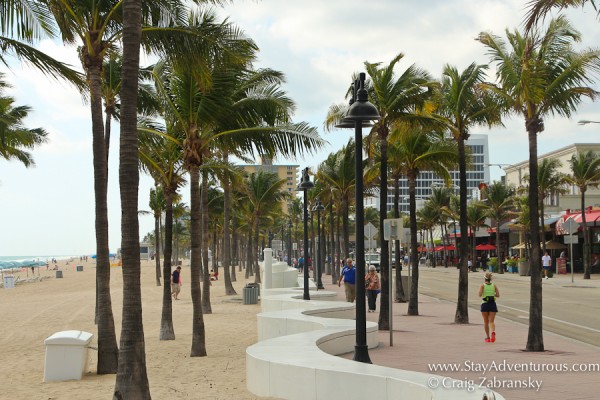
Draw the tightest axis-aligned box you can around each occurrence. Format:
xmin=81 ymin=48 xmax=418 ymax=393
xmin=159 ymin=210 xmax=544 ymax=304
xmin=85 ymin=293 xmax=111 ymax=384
xmin=241 ymin=157 xmax=298 ymax=215
xmin=364 ymin=134 xmax=490 ymax=213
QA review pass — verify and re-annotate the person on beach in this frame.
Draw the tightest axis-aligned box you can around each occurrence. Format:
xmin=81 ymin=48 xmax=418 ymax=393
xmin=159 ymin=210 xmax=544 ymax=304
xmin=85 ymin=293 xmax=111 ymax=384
xmin=338 ymin=258 xmax=356 ymax=303
xmin=478 ymin=272 xmax=500 ymax=343
xmin=171 ymin=266 xmax=182 ymax=300
xmin=365 ymin=265 xmax=380 ymax=312
xmin=542 ymin=251 xmax=552 ymax=279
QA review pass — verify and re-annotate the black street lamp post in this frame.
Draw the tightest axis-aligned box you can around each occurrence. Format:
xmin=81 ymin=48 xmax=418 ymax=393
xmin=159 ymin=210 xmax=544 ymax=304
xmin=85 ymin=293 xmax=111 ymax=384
xmin=338 ymin=72 xmax=381 ymax=363
xmin=288 ymin=219 xmax=293 ymax=267
xmin=313 ymin=199 xmax=325 ymax=289
xmin=298 ymin=167 xmax=314 ymax=300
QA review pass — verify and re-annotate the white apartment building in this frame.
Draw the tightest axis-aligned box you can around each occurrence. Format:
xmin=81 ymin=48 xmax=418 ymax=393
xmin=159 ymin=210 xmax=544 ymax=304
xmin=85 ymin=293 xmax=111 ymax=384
xmin=365 ymin=134 xmax=490 ymax=213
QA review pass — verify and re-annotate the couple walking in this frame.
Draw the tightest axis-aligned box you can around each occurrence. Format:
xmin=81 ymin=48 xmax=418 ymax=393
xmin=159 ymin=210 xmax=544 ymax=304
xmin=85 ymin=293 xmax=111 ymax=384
xmin=337 ymin=258 xmax=380 ymax=312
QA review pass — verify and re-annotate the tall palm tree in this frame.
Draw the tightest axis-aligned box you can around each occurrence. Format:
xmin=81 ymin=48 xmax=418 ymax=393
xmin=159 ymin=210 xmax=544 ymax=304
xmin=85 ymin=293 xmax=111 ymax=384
xmin=113 ymin=0 xmax=148 ymax=396
xmin=428 ymin=186 xmax=452 ymax=268
xmin=567 ymin=151 xmax=600 ymax=279
xmin=483 ymin=181 xmax=515 ymax=271
xmin=467 ymin=201 xmax=490 ymax=269
xmin=0 ymin=75 xmax=48 ymax=166
xmin=364 ymin=54 xmax=434 ymax=330
xmin=479 ymin=16 xmax=600 ymax=351
xmin=417 ymin=202 xmax=438 ymax=267
xmin=433 ymin=62 xmax=503 ymax=324
xmin=388 ymin=127 xmax=458 ymax=316
xmin=138 ymin=127 xmax=186 ymax=341
xmin=44 ymin=0 xmax=203 ymax=374
xmin=154 ymin=28 xmax=323 ymax=356
xmin=525 ymin=0 xmax=599 ymax=31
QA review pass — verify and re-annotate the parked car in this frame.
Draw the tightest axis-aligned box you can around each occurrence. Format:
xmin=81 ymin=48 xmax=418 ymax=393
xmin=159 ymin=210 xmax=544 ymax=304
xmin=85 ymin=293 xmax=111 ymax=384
xmin=365 ymin=252 xmax=381 ymax=272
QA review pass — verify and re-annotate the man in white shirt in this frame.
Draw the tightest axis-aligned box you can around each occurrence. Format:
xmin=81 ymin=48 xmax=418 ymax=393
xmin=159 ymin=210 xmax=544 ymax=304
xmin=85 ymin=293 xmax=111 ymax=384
xmin=542 ymin=251 xmax=552 ymax=279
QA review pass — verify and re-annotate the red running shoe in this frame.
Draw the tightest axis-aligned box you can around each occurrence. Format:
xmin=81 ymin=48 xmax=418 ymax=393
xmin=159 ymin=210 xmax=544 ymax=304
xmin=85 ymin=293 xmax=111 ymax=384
xmin=485 ymin=338 xmax=491 ymax=343
xmin=491 ymin=332 xmax=496 ymax=343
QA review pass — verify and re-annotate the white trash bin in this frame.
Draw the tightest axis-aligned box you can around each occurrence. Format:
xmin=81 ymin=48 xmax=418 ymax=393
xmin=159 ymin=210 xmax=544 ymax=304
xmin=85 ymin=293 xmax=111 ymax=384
xmin=44 ymin=330 xmax=93 ymax=382
xmin=3 ymin=275 xmax=15 ymax=289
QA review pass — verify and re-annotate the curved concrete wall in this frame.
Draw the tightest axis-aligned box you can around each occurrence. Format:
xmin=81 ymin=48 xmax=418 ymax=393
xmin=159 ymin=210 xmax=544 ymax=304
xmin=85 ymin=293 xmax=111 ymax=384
xmin=246 ymin=289 xmax=503 ymax=400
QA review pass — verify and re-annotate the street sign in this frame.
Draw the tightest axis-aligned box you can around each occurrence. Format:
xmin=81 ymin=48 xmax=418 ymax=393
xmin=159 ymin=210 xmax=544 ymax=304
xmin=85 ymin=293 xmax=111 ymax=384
xmin=365 ymin=222 xmax=378 ymax=238
xmin=383 ymin=218 xmax=403 ymax=240
xmin=563 ymin=235 xmax=578 ymax=244
xmin=564 ymin=218 xmax=580 ymax=235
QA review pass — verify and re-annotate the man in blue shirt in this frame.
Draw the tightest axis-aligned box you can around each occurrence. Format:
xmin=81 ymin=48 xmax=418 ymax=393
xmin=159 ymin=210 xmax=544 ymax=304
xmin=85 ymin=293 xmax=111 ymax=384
xmin=338 ymin=258 xmax=356 ymax=302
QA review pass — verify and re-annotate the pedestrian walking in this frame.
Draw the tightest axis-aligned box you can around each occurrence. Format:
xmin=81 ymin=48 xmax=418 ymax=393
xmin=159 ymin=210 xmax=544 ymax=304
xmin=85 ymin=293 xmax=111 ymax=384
xmin=338 ymin=258 xmax=356 ymax=302
xmin=478 ymin=272 xmax=500 ymax=343
xmin=171 ymin=266 xmax=182 ymax=300
xmin=542 ymin=251 xmax=552 ymax=279
xmin=365 ymin=265 xmax=380 ymax=312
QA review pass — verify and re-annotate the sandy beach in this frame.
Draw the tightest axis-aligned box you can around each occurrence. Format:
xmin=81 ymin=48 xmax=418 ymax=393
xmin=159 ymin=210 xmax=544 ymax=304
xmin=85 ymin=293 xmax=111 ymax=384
xmin=0 ymin=259 xmax=271 ymax=400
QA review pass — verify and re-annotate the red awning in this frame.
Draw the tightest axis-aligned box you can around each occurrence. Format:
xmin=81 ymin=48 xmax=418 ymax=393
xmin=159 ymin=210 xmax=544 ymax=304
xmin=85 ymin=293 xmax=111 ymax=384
xmin=556 ymin=210 xmax=600 ymax=234
xmin=434 ymin=245 xmax=456 ymax=251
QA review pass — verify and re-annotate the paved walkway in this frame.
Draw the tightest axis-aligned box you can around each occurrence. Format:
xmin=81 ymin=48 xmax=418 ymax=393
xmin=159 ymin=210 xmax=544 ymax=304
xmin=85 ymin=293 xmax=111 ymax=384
xmin=317 ymin=270 xmax=600 ymax=400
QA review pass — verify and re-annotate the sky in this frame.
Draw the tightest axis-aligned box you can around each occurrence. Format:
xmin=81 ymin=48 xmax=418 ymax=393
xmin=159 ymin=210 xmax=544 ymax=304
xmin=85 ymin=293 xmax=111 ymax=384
xmin=1 ymin=0 xmax=599 ymax=256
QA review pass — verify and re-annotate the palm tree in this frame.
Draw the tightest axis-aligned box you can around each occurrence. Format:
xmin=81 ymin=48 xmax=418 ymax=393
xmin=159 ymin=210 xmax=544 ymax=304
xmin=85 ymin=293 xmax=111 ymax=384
xmin=388 ymin=127 xmax=458 ymax=316
xmin=154 ymin=29 xmax=323 ymax=356
xmin=113 ymin=0 xmax=148 ymax=396
xmin=138 ymin=126 xmax=186 ymax=341
xmin=525 ymin=0 xmax=599 ymax=31
xmin=0 ymin=75 xmax=48 ymax=167
xmin=243 ymin=171 xmax=288 ymax=283
xmin=433 ymin=62 xmax=503 ymax=324
xmin=479 ymin=16 xmax=600 ymax=351
xmin=316 ymin=142 xmax=356 ymax=263
xmin=483 ymin=181 xmax=515 ymax=271
xmin=467 ymin=201 xmax=490 ymax=268
xmin=567 ymin=151 xmax=600 ymax=279
xmin=363 ymin=54 xmax=434 ymax=330
xmin=417 ymin=202 xmax=438 ymax=267
xmin=524 ymin=159 xmax=568 ymax=254
xmin=428 ymin=187 xmax=453 ymax=268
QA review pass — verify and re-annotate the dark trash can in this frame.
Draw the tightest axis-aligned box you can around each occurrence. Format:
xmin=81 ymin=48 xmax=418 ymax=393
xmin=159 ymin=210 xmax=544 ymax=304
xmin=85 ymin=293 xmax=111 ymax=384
xmin=243 ymin=283 xmax=259 ymax=305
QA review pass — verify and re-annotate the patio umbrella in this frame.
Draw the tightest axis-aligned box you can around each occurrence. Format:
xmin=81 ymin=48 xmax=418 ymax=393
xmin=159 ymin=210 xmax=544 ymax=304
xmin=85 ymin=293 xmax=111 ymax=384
xmin=434 ymin=245 xmax=456 ymax=251
xmin=476 ymin=244 xmax=496 ymax=251
xmin=544 ymin=240 xmax=567 ymax=250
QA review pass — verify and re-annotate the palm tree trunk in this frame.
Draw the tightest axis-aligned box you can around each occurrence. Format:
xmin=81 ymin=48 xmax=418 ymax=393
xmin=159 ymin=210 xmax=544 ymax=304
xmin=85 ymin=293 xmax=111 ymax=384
xmin=408 ymin=173 xmax=419 ymax=316
xmin=497 ymin=219 xmax=503 ymax=274
xmin=526 ymin=120 xmax=544 ymax=352
xmin=222 ymin=175 xmax=236 ymax=294
xmin=254 ymin=219 xmax=262 ymax=284
xmin=378 ymin=133 xmax=390 ymax=330
xmin=88 ymin=56 xmax=118 ymax=376
xmin=454 ymin=135 xmax=470 ymax=324
xmin=201 ymin=173 xmax=212 ymax=314
xmin=231 ymin=215 xmax=238 ymax=281
xmin=429 ymin=229 xmax=436 ymax=268
xmin=159 ymin=190 xmax=175 ymax=340
xmin=246 ymin=224 xmax=253 ymax=279
xmin=154 ymin=212 xmax=161 ymax=286
xmin=330 ymin=200 xmax=336 ymax=283
xmin=342 ymin=196 xmax=350 ymax=260
xmin=581 ymin=191 xmax=591 ymax=279
xmin=113 ymin=1 xmax=150 ymax=395
xmin=393 ymin=177 xmax=405 ymax=302
xmin=189 ymin=166 xmax=207 ymax=357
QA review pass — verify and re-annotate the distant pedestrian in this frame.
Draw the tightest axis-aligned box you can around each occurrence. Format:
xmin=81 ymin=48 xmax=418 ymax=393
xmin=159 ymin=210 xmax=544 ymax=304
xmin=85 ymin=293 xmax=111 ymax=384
xmin=542 ymin=251 xmax=552 ymax=279
xmin=338 ymin=258 xmax=356 ymax=302
xmin=171 ymin=266 xmax=182 ymax=300
xmin=298 ymin=256 xmax=304 ymax=273
xmin=365 ymin=265 xmax=380 ymax=312
xmin=478 ymin=272 xmax=500 ymax=343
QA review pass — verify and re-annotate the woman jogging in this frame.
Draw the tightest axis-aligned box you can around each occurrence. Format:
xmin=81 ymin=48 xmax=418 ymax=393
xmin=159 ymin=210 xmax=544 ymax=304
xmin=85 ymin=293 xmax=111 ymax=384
xmin=478 ymin=272 xmax=500 ymax=343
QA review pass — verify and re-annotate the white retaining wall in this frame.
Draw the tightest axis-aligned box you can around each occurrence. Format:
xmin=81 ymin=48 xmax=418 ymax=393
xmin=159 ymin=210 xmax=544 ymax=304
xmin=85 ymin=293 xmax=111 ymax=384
xmin=246 ymin=288 xmax=503 ymax=400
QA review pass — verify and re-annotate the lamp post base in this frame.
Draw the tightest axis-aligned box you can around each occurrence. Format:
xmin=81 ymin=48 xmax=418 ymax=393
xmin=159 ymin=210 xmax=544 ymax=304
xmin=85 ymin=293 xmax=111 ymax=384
xmin=352 ymin=345 xmax=372 ymax=364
